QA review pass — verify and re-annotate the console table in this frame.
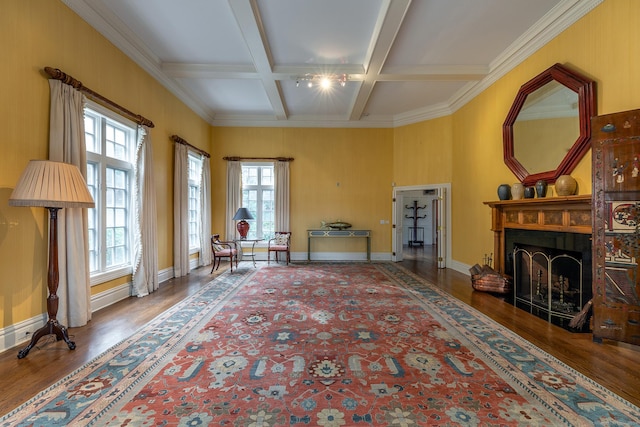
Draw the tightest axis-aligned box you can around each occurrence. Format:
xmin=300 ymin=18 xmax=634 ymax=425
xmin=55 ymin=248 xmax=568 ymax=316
xmin=307 ymin=229 xmax=371 ymax=261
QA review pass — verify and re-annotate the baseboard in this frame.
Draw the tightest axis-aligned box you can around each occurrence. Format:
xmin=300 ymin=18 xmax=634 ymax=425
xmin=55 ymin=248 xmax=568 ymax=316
xmin=91 ymin=282 xmax=131 ymax=313
xmin=448 ymin=259 xmax=472 ymax=276
xmin=158 ymin=267 xmax=174 ymax=283
xmin=0 ymin=313 xmax=48 ymax=355
xmin=0 ymin=266 xmax=179 ymax=355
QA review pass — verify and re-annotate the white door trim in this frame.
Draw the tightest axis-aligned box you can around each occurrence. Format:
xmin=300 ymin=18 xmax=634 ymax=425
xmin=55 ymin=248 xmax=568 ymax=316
xmin=392 ymin=183 xmax=451 ymax=267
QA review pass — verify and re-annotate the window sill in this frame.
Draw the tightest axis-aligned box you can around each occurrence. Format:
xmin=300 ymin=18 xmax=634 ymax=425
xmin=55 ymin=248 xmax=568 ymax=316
xmin=90 ymin=265 xmax=133 ymax=286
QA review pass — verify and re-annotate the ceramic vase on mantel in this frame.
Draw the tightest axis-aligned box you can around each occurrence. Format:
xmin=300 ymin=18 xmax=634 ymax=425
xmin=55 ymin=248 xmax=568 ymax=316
xmin=555 ymin=175 xmax=577 ymax=196
xmin=497 ymin=184 xmax=511 ymax=200
xmin=535 ymin=180 xmax=547 ymax=198
xmin=524 ymin=186 xmax=536 ymax=198
xmin=511 ymin=183 xmax=524 ymax=200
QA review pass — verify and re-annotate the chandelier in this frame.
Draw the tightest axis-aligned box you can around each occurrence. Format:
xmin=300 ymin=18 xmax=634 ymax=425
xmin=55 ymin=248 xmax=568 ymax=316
xmin=295 ymin=73 xmax=349 ymax=89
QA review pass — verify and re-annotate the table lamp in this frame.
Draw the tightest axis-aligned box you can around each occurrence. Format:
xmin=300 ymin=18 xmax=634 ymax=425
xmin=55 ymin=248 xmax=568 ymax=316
xmin=232 ymin=207 xmax=254 ymax=239
xmin=9 ymin=160 xmax=95 ymax=358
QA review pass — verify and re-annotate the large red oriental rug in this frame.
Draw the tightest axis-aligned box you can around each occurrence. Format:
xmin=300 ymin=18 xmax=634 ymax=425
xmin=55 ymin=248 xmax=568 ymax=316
xmin=2 ymin=263 xmax=639 ymax=426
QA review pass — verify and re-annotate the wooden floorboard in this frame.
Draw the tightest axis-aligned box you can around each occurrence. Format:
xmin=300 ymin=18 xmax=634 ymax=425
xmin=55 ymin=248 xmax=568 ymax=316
xmin=0 ymin=249 xmax=638 ymax=416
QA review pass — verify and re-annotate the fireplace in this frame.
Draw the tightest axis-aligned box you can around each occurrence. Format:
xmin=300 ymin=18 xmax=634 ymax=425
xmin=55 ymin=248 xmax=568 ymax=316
xmin=504 ymin=230 xmax=592 ymax=331
xmin=484 ymin=195 xmax=593 ymax=331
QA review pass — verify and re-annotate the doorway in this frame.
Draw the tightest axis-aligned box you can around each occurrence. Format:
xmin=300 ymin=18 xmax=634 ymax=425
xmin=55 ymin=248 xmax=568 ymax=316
xmin=392 ymin=184 xmax=451 ymax=268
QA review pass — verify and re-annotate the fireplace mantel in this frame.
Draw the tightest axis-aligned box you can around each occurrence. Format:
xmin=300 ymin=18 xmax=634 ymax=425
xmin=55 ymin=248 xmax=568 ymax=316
xmin=484 ymin=195 xmax=592 ymax=273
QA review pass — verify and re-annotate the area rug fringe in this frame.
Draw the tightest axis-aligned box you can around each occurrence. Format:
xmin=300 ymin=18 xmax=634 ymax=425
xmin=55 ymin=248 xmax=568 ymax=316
xmin=1 ymin=267 xmax=256 ymax=426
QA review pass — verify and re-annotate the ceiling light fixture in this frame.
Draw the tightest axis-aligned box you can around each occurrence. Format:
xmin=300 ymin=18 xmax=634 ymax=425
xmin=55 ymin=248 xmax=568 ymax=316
xmin=295 ymin=73 xmax=349 ymax=89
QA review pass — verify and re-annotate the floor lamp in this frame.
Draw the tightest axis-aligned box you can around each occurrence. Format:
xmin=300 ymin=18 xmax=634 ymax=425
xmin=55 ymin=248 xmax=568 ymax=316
xmin=9 ymin=160 xmax=95 ymax=359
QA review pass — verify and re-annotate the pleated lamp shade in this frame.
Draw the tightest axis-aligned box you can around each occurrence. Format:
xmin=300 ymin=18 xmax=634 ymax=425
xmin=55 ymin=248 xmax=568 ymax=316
xmin=9 ymin=160 xmax=95 ymax=208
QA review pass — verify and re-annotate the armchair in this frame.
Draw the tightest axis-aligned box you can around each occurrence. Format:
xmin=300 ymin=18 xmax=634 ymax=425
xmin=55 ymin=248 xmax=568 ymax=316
xmin=268 ymin=231 xmax=291 ymax=265
xmin=211 ymin=234 xmax=238 ymax=272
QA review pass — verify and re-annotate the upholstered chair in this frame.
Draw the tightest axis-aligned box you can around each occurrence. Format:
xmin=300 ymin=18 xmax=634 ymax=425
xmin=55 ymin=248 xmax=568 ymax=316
xmin=211 ymin=234 xmax=238 ymax=272
xmin=267 ymin=232 xmax=291 ymax=265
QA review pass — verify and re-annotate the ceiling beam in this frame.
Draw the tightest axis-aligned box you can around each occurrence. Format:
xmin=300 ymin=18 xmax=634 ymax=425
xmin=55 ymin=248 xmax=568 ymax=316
xmin=349 ymin=0 xmax=412 ymax=121
xmin=228 ymin=0 xmax=288 ymax=120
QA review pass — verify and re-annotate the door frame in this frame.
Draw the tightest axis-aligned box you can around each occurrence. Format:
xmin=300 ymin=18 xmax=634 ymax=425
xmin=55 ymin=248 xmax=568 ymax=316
xmin=392 ymin=183 xmax=451 ymax=267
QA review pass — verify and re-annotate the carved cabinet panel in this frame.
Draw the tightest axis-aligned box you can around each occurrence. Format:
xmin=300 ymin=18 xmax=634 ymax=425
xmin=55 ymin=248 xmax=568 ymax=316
xmin=592 ymin=109 xmax=640 ymax=345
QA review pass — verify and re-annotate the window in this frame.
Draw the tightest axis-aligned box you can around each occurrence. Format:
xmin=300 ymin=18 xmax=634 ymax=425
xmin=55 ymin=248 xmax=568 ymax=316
xmin=188 ymin=153 xmax=203 ymax=251
xmin=242 ymin=163 xmax=274 ymax=239
xmin=85 ymin=105 xmax=136 ymax=284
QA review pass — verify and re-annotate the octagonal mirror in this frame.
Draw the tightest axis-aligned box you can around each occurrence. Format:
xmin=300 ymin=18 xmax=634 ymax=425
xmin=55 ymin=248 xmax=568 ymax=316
xmin=503 ymin=63 xmax=596 ymax=186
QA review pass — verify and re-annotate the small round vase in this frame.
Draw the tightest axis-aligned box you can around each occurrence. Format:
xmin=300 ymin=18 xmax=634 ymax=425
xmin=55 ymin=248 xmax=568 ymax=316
xmin=511 ymin=183 xmax=524 ymax=200
xmin=497 ymin=184 xmax=511 ymax=200
xmin=524 ymin=186 xmax=536 ymax=198
xmin=535 ymin=180 xmax=548 ymax=198
xmin=555 ymin=175 xmax=577 ymax=196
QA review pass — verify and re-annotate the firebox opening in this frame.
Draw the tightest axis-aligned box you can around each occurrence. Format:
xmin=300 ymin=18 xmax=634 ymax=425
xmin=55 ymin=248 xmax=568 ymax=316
xmin=504 ymin=229 xmax=592 ymax=331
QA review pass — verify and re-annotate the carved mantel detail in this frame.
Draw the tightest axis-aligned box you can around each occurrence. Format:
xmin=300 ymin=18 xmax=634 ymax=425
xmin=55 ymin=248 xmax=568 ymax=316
xmin=484 ymin=195 xmax=592 ymax=273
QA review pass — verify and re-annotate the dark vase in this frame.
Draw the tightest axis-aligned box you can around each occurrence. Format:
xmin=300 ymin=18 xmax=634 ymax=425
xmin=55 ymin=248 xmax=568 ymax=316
xmin=524 ymin=186 xmax=536 ymax=198
xmin=497 ymin=184 xmax=511 ymax=200
xmin=535 ymin=180 xmax=547 ymax=198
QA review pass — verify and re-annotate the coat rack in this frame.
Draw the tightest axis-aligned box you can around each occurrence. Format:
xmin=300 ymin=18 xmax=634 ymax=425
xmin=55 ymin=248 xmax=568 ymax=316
xmin=405 ymin=200 xmax=427 ymax=246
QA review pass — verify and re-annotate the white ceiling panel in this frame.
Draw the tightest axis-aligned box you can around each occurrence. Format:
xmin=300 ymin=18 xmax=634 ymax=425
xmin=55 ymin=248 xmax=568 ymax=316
xmin=386 ymin=0 xmax=564 ymax=66
xmin=63 ymin=0 xmax=601 ymax=128
xmin=257 ymin=0 xmax=385 ymax=66
xmin=178 ymin=78 xmax=273 ymax=115
xmin=365 ymin=81 xmax=470 ymax=116
xmin=281 ymin=79 xmax=360 ymax=117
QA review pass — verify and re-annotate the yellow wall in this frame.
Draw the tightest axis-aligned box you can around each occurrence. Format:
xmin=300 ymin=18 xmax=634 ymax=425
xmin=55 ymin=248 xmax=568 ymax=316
xmin=211 ymin=127 xmax=394 ymax=254
xmin=3 ymin=0 xmax=640 ymax=333
xmin=392 ymin=116 xmax=453 ymax=186
xmin=0 ymin=1 xmax=210 ymax=329
xmin=441 ymin=0 xmax=640 ymax=267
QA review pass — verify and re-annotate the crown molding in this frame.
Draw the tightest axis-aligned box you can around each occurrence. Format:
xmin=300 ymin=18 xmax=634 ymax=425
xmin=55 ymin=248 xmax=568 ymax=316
xmin=61 ymin=0 xmax=214 ymax=123
xmin=393 ymin=102 xmax=454 ymax=128
xmin=211 ymin=115 xmax=395 ymax=129
xmin=63 ymin=0 xmax=603 ymax=129
xmin=448 ymin=0 xmax=604 ymax=115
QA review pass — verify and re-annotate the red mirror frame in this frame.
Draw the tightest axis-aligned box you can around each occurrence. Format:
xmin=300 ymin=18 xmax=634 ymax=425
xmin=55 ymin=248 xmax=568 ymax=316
xmin=503 ymin=63 xmax=596 ymax=186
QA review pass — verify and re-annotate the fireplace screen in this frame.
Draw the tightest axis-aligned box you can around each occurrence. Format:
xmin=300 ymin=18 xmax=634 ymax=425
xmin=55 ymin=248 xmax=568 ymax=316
xmin=513 ymin=244 xmax=590 ymax=330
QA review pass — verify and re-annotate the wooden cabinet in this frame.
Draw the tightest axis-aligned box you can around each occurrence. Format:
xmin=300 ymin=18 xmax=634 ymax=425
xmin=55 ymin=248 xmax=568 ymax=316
xmin=592 ymin=109 xmax=640 ymax=346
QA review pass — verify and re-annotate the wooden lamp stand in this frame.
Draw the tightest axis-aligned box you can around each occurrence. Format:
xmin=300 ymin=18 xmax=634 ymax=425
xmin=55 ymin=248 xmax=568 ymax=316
xmin=17 ymin=208 xmax=76 ymax=359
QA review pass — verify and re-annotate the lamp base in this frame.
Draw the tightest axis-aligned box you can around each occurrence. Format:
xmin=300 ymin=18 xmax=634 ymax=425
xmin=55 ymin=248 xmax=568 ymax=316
xmin=237 ymin=220 xmax=250 ymax=240
xmin=17 ymin=319 xmax=75 ymax=359
xmin=17 ymin=207 xmax=77 ymax=359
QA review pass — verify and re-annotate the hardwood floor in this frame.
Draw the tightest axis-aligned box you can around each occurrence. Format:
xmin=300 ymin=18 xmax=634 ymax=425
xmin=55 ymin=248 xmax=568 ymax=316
xmin=1 ymin=250 xmax=639 ymax=416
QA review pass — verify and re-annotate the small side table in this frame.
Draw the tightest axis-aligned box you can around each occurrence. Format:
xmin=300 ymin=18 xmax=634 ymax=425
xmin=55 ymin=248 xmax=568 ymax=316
xmin=236 ymin=239 xmax=262 ymax=267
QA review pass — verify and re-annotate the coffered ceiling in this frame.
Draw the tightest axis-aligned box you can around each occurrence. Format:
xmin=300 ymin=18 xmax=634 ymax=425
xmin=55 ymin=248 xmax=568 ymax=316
xmin=62 ymin=0 xmax=600 ymax=128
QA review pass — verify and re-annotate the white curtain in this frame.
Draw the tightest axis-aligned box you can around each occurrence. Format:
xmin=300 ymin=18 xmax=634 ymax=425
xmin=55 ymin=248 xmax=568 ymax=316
xmin=48 ymin=79 xmax=91 ymax=327
xmin=199 ymin=155 xmax=212 ymax=267
xmin=225 ymin=161 xmax=242 ymax=241
xmin=173 ymin=143 xmax=189 ymax=277
xmin=132 ymin=126 xmax=159 ymax=297
xmin=275 ymin=161 xmax=290 ymax=231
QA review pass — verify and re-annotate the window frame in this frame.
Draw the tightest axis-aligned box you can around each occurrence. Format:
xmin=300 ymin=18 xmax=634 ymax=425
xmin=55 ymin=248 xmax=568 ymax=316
xmin=85 ymin=102 xmax=137 ymax=286
xmin=188 ymin=152 xmax=203 ymax=255
xmin=241 ymin=162 xmax=275 ymax=241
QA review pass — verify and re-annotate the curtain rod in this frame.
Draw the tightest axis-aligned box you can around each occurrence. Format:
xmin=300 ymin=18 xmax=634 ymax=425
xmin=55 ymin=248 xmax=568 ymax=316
xmin=171 ymin=135 xmax=210 ymax=158
xmin=44 ymin=67 xmax=155 ymax=128
xmin=223 ymin=156 xmax=294 ymax=162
